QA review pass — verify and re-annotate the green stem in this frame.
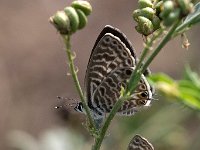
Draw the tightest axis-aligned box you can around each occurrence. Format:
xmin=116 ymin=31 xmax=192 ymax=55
xmin=141 ymin=20 xmax=180 ymax=73
xmin=126 ymin=28 xmax=164 ymax=95
xmin=92 ymin=21 xmax=180 ymax=150
xmin=92 ymin=96 xmax=128 ymax=150
xmin=172 ymin=22 xmax=189 ymax=38
xmin=172 ymin=12 xmax=200 ymax=37
xmin=62 ymin=35 xmax=96 ymax=131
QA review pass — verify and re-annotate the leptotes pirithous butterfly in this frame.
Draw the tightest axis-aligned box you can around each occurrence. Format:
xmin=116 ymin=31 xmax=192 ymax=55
xmin=74 ymin=25 xmax=153 ymax=127
xmin=127 ymin=134 xmax=154 ymax=150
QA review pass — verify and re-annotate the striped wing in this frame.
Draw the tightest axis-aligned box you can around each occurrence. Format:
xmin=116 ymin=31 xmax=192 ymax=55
xmin=91 ymin=67 xmax=152 ymax=115
xmin=85 ymin=25 xmax=137 ymax=108
xmin=128 ymin=135 xmax=154 ymax=150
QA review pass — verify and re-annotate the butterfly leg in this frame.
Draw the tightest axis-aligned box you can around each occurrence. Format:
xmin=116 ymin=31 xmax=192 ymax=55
xmin=94 ymin=116 xmax=105 ymax=129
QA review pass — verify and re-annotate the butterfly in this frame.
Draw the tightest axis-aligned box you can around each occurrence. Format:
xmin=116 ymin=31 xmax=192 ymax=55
xmin=74 ymin=25 xmax=154 ymax=128
xmin=127 ymin=134 xmax=154 ymax=150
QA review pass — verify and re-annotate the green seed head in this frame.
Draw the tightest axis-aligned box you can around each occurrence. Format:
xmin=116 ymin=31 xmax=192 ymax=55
xmin=138 ymin=0 xmax=153 ymax=9
xmin=71 ymin=0 xmax=92 ymax=16
xmin=64 ymin=6 xmax=80 ymax=33
xmin=160 ymin=0 xmax=175 ymax=18
xmin=49 ymin=11 xmax=70 ymax=34
xmin=152 ymin=15 xmax=161 ymax=30
xmin=138 ymin=16 xmax=154 ymax=36
xmin=135 ymin=25 xmax=143 ymax=34
xmin=76 ymin=9 xmax=88 ymax=29
xmin=163 ymin=8 xmax=181 ymax=26
xmin=177 ymin=0 xmax=193 ymax=16
xmin=155 ymin=1 xmax=163 ymax=15
xmin=140 ymin=7 xmax=155 ymax=20
xmin=132 ymin=9 xmax=141 ymax=22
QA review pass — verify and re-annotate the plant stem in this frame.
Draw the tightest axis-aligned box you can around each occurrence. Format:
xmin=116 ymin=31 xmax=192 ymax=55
xmin=141 ymin=20 xmax=180 ymax=73
xmin=172 ymin=11 xmax=200 ymax=37
xmin=92 ymin=21 xmax=180 ymax=150
xmin=126 ymin=28 xmax=164 ymax=95
xmin=62 ymin=35 xmax=96 ymax=131
xmin=92 ymin=96 xmax=128 ymax=150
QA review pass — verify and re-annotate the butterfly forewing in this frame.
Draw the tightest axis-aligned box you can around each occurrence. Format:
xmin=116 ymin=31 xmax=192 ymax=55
xmin=128 ymin=135 xmax=154 ymax=150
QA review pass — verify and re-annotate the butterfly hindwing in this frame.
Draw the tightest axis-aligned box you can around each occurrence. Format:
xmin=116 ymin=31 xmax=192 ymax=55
xmin=91 ymin=67 xmax=152 ymax=115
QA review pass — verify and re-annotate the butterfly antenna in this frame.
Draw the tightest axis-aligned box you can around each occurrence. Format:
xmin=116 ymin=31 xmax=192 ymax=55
xmin=55 ymin=96 xmax=76 ymax=109
xmin=54 ymin=105 xmax=63 ymax=109
xmin=148 ymin=97 xmax=158 ymax=102
xmin=152 ymin=97 xmax=159 ymax=101
xmin=57 ymin=96 xmax=73 ymax=101
xmin=68 ymin=98 xmax=79 ymax=109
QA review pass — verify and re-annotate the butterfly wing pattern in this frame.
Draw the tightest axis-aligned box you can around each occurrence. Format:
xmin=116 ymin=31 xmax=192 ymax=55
xmin=82 ymin=25 xmax=153 ymax=124
xmin=127 ymin=134 xmax=154 ymax=150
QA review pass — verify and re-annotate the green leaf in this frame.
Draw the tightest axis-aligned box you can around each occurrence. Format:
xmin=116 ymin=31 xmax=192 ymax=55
xmin=175 ymin=2 xmax=200 ymax=34
xmin=149 ymin=66 xmax=200 ymax=110
xmin=178 ymin=91 xmax=200 ymax=110
xmin=148 ymin=73 xmax=174 ymax=84
xmin=184 ymin=2 xmax=200 ymax=26
xmin=148 ymin=73 xmax=179 ymax=97
xmin=183 ymin=65 xmax=200 ymax=88
xmin=179 ymin=80 xmax=200 ymax=93
xmin=178 ymin=66 xmax=200 ymax=110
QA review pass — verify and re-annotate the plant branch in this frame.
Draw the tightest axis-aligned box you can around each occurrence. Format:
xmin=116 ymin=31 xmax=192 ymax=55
xmin=125 ymin=28 xmax=164 ymax=95
xmin=173 ymin=3 xmax=200 ymax=38
xmin=92 ymin=21 xmax=180 ymax=150
xmin=92 ymin=96 xmax=128 ymax=150
xmin=62 ymin=35 xmax=96 ymax=131
xmin=141 ymin=20 xmax=181 ymax=73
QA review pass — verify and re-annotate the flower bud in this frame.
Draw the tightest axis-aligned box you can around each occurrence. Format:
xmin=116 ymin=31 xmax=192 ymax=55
xmin=71 ymin=0 xmax=92 ymax=16
xmin=76 ymin=9 xmax=87 ymax=29
xmin=140 ymin=7 xmax=155 ymax=20
xmin=155 ymin=1 xmax=163 ymax=15
xmin=138 ymin=0 xmax=153 ymax=9
xmin=132 ymin=9 xmax=141 ymax=22
xmin=64 ymin=7 xmax=80 ymax=33
xmin=163 ymin=9 xmax=181 ymax=26
xmin=160 ymin=0 xmax=175 ymax=18
xmin=138 ymin=16 xmax=154 ymax=36
xmin=135 ymin=25 xmax=143 ymax=34
xmin=152 ymin=15 xmax=161 ymax=30
xmin=133 ymin=7 xmax=155 ymax=21
xmin=49 ymin=11 xmax=70 ymax=34
xmin=177 ymin=0 xmax=193 ymax=16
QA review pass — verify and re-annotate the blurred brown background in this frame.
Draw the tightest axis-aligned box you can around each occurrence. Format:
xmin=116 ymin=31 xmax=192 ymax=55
xmin=0 ymin=0 xmax=200 ymax=150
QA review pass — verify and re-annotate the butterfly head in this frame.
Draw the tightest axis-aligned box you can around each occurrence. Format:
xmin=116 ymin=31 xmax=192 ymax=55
xmin=74 ymin=102 xmax=85 ymax=113
xmin=74 ymin=102 xmax=104 ymax=129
